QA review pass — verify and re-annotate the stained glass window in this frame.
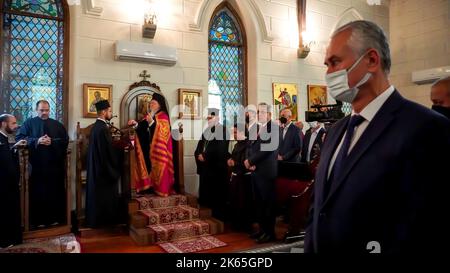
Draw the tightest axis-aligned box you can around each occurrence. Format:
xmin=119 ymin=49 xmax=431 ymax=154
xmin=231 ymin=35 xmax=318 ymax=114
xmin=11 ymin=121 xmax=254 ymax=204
xmin=10 ymin=0 xmax=62 ymax=18
xmin=341 ymin=102 xmax=352 ymax=116
xmin=1 ymin=0 xmax=66 ymax=125
xmin=208 ymin=7 xmax=245 ymax=126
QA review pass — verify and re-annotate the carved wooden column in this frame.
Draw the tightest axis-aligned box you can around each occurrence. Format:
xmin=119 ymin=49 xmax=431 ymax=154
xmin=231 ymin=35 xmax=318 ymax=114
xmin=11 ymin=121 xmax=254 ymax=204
xmin=18 ymin=146 xmax=29 ymax=232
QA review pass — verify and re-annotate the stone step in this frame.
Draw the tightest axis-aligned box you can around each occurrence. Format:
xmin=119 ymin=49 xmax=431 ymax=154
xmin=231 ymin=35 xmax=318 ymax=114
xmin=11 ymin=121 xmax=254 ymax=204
xmin=129 ymin=225 xmax=154 ymax=246
xmin=199 ymin=207 xmax=212 ymax=218
xmin=149 ymin=220 xmax=211 ymax=243
xmin=129 ymin=217 xmax=224 ymax=246
xmin=129 ymin=194 xmax=198 ymax=215
xmin=139 ymin=205 xmax=199 ymax=225
xmin=136 ymin=194 xmax=188 ymax=210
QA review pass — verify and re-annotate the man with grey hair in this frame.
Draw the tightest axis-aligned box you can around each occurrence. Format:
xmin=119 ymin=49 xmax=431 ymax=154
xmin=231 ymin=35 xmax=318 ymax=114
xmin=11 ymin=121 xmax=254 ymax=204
xmin=278 ymin=108 xmax=302 ymax=162
xmin=305 ymin=20 xmax=450 ymax=253
xmin=244 ymin=102 xmax=279 ymax=243
xmin=430 ymin=76 xmax=450 ymax=119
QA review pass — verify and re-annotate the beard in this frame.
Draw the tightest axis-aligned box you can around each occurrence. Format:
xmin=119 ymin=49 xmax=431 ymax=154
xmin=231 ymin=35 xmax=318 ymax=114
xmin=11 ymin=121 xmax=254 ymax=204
xmin=5 ymin=126 xmax=14 ymax=134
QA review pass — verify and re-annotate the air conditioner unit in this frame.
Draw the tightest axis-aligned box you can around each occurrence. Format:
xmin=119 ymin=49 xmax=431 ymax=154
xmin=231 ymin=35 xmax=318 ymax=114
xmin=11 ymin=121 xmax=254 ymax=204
xmin=411 ymin=66 xmax=450 ymax=85
xmin=114 ymin=40 xmax=177 ymax=66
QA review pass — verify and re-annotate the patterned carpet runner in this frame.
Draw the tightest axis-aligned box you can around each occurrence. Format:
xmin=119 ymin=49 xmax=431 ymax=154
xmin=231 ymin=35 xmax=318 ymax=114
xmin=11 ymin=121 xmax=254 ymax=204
xmin=136 ymin=194 xmax=188 ymax=209
xmin=0 ymin=234 xmax=80 ymax=253
xmin=140 ymin=205 xmax=199 ymax=225
xmin=132 ymin=194 xmax=226 ymax=252
xmin=158 ymin=235 xmax=227 ymax=253
xmin=149 ymin=220 xmax=210 ymax=243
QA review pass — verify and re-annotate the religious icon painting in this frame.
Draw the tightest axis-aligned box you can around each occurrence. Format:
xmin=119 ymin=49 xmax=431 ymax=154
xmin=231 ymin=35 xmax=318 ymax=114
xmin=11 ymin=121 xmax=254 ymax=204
xmin=178 ymin=89 xmax=202 ymax=119
xmin=307 ymin=85 xmax=328 ymax=112
xmin=273 ymin=83 xmax=298 ymax=121
xmin=83 ymin=83 xmax=113 ymax=118
xmin=136 ymin=94 xmax=153 ymax=121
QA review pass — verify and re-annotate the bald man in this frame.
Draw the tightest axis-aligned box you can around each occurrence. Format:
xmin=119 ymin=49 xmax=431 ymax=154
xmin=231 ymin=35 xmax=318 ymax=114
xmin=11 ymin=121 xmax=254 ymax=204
xmin=430 ymin=76 xmax=450 ymax=119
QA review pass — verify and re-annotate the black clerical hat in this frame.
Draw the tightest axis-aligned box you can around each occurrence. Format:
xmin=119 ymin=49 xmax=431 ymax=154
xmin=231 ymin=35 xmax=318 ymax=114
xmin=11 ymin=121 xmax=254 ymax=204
xmin=95 ymin=100 xmax=110 ymax=111
xmin=208 ymin=108 xmax=219 ymax=116
xmin=151 ymin=92 xmax=169 ymax=114
xmin=151 ymin=92 xmax=165 ymax=106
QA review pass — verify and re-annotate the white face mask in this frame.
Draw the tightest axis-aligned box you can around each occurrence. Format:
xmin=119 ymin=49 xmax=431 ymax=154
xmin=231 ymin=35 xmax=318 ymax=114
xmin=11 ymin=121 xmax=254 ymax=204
xmin=325 ymin=53 xmax=372 ymax=103
xmin=308 ymin=121 xmax=318 ymax=128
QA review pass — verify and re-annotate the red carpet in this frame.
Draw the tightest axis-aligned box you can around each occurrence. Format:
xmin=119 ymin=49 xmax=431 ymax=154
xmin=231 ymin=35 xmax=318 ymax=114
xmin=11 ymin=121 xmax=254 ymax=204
xmin=158 ymin=235 xmax=227 ymax=253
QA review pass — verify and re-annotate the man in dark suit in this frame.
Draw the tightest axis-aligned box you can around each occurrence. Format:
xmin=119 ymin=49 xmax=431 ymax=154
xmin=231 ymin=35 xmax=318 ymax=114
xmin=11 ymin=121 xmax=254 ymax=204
xmin=245 ymin=103 xmax=279 ymax=243
xmin=305 ymin=20 xmax=450 ymax=253
xmin=278 ymin=108 xmax=302 ymax=162
xmin=300 ymin=121 xmax=325 ymax=163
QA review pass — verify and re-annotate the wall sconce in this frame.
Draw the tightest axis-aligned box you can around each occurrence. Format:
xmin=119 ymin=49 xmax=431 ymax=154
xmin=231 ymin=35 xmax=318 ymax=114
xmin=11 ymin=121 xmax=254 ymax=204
xmin=143 ymin=4 xmax=157 ymax=39
xmin=298 ymin=31 xmax=316 ymax=59
xmin=297 ymin=44 xmax=310 ymax=59
xmin=297 ymin=0 xmax=311 ymax=59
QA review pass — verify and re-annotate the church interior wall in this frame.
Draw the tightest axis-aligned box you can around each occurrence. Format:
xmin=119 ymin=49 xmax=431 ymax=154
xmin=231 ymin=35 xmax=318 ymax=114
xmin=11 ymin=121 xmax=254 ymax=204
xmin=66 ymin=0 xmax=390 ymax=197
xmin=389 ymin=0 xmax=450 ymax=107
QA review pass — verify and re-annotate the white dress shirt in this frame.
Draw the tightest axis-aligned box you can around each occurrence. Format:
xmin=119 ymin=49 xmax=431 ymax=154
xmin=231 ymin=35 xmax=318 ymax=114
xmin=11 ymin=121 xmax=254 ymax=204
xmin=327 ymin=85 xmax=396 ymax=179
xmin=282 ymin=122 xmax=292 ymax=139
xmin=97 ymin=118 xmax=107 ymax=124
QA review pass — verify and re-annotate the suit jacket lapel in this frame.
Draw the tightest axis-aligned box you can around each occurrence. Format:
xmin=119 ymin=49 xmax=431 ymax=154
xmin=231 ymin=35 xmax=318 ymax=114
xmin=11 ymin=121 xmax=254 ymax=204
xmin=321 ymin=91 xmax=404 ymax=209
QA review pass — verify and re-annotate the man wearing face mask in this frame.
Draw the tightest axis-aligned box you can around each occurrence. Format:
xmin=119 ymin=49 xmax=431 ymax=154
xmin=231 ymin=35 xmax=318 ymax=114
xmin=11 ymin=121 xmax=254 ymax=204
xmin=305 ymin=20 xmax=450 ymax=253
xmin=430 ymin=76 xmax=450 ymax=119
xmin=300 ymin=121 xmax=325 ymax=163
xmin=278 ymin=108 xmax=302 ymax=162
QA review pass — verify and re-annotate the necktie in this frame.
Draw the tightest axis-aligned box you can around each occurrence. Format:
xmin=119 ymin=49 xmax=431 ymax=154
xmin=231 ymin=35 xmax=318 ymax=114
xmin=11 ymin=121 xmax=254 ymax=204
xmin=324 ymin=114 xmax=365 ymax=197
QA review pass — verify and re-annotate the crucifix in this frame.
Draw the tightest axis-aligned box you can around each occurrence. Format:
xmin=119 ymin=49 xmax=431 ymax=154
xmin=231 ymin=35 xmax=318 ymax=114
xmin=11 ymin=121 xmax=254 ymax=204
xmin=139 ymin=70 xmax=151 ymax=81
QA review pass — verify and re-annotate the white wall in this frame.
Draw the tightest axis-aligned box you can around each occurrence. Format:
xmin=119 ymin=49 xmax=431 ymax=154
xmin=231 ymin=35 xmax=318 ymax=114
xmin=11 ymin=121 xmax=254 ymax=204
xmin=68 ymin=0 xmax=390 ymax=197
xmin=389 ymin=0 xmax=450 ymax=107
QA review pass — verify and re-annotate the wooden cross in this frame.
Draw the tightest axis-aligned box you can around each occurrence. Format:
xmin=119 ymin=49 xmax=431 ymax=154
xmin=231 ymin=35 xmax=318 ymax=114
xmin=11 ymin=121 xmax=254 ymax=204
xmin=139 ymin=70 xmax=151 ymax=81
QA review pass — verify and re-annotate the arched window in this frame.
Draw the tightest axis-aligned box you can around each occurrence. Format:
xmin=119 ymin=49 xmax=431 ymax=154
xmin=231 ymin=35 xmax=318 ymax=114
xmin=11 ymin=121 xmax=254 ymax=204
xmin=0 ymin=0 xmax=69 ymax=125
xmin=208 ymin=3 xmax=246 ymax=126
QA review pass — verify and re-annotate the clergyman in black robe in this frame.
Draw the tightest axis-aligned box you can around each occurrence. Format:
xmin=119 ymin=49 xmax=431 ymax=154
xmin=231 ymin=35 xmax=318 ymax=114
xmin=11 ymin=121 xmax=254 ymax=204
xmin=16 ymin=100 xmax=69 ymax=228
xmin=0 ymin=114 xmax=23 ymax=247
xmin=194 ymin=108 xmax=230 ymax=220
xmin=227 ymin=123 xmax=253 ymax=232
xmin=85 ymin=100 xmax=121 ymax=228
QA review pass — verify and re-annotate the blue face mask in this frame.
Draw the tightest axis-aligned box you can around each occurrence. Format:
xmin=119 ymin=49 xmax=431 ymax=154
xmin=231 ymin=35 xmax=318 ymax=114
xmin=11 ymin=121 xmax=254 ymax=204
xmin=325 ymin=53 xmax=372 ymax=103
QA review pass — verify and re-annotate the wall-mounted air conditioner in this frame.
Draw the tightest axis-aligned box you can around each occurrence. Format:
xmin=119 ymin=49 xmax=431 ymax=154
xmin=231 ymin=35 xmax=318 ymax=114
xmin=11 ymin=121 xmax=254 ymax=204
xmin=411 ymin=66 xmax=450 ymax=85
xmin=114 ymin=40 xmax=177 ymax=66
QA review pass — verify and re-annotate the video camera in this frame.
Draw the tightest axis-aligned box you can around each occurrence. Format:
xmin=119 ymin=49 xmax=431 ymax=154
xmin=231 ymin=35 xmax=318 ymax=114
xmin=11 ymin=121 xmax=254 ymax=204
xmin=305 ymin=101 xmax=345 ymax=123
